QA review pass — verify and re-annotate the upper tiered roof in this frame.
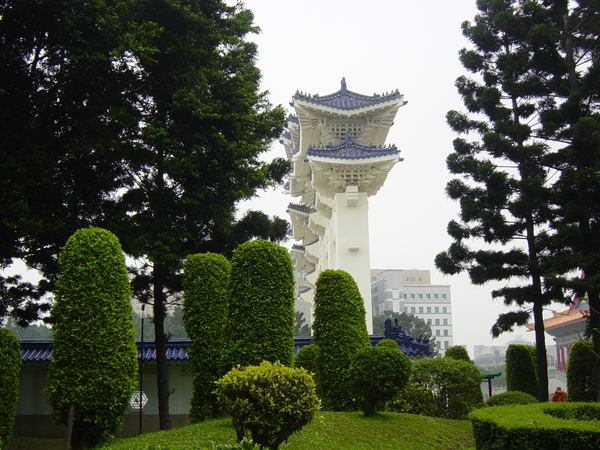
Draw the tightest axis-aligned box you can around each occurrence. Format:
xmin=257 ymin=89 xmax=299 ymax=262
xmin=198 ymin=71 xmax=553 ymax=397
xmin=292 ymin=77 xmax=405 ymax=111
xmin=307 ymin=129 xmax=400 ymax=160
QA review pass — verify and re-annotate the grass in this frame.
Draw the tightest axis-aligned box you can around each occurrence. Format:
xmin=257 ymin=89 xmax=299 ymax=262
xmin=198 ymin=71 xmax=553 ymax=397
xmin=8 ymin=412 xmax=476 ymax=450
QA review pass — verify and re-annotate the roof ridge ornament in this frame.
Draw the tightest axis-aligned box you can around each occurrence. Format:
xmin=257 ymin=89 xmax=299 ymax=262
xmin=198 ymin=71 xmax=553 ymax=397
xmin=341 ymin=77 xmax=347 ymax=95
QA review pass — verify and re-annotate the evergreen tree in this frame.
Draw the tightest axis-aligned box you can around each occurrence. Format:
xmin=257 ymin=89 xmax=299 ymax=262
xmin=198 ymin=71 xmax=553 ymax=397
xmin=505 ymin=344 xmax=538 ymax=398
xmin=47 ymin=228 xmax=137 ymax=449
xmin=294 ymin=311 xmax=311 ymax=337
xmin=566 ymin=339 xmax=598 ymax=402
xmin=434 ymin=0 xmax=575 ymax=401
xmin=0 ymin=328 xmax=20 ymax=450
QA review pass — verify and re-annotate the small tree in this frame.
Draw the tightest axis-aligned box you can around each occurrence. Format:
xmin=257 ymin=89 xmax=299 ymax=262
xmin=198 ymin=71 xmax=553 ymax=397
xmin=0 ymin=328 xmax=20 ymax=450
xmin=505 ymin=344 xmax=538 ymax=398
xmin=350 ymin=341 xmax=411 ymax=416
xmin=445 ymin=345 xmax=471 ymax=363
xmin=412 ymin=358 xmax=484 ymax=419
xmin=312 ymin=269 xmax=370 ymax=411
xmin=47 ymin=228 xmax=137 ymax=449
xmin=221 ymin=240 xmax=295 ymax=371
xmin=215 ymin=361 xmax=320 ymax=450
xmin=567 ymin=340 xmax=598 ymax=402
xmin=294 ymin=311 xmax=311 ymax=337
xmin=182 ymin=252 xmax=231 ymax=422
xmin=294 ymin=344 xmax=318 ymax=375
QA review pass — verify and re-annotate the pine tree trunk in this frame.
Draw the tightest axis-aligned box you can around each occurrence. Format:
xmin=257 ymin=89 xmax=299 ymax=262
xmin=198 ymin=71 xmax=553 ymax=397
xmin=153 ymin=265 xmax=172 ymax=430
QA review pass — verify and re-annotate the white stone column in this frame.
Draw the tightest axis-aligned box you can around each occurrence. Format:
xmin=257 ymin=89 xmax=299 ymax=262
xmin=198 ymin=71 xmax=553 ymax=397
xmin=332 ymin=186 xmax=373 ymax=333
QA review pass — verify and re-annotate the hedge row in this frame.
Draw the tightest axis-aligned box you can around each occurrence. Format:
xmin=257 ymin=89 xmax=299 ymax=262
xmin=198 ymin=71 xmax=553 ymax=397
xmin=470 ymin=403 xmax=600 ymax=450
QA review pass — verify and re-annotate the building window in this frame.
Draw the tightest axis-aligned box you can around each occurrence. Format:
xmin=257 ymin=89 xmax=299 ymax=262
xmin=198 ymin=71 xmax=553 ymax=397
xmin=436 ymin=329 xmax=440 ymax=336
xmin=435 ymin=307 xmax=439 ymax=313
xmin=442 ymin=307 xmax=447 ymax=313
xmin=444 ymin=341 xmax=449 ymax=349
xmin=403 ymin=294 xmax=407 ymax=299
xmin=442 ymin=294 xmax=447 ymax=298
xmin=426 ymin=294 xmax=431 ymax=299
xmin=427 ymin=319 xmax=432 ymax=325
xmin=444 ymin=329 xmax=449 ymax=336
xmin=418 ymin=294 xmax=423 ymax=299
xmin=427 ymin=307 xmax=431 ymax=313
xmin=443 ymin=319 xmax=448 ymax=325
xmin=434 ymin=294 xmax=439 ymax=299
xmin=418 ymin=307 xmax=423 ymax=313
xmin=411 ymin=307 xmax=415 ymax=313
xmin=435 ymin=319 xmax=440 ymax=325
xmin=410 ymin=294 xmax=415 ymax=299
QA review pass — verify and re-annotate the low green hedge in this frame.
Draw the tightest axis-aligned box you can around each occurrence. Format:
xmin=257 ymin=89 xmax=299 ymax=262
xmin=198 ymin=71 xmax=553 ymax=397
xmin=470 ymin=402 xmax=600 ymax=450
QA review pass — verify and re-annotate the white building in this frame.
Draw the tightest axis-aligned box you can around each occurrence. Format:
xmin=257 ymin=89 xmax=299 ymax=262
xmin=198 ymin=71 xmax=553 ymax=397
xmin=283 ymin=79 xmax=406 ymax=333
xmin=371 ymin=269 xmax=454 ymax=352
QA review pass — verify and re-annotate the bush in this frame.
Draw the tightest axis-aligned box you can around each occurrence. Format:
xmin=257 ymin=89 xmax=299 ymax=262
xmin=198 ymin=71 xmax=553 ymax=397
xmin=505 ymin=344 xmax=538 ymax=398
xmin=486 ymin=391 xmax=538 ymax=407
xmin=0 ymin=328 xmax=20 ymax=450
xmin=350 ymin=344 xmax=411 ymax=416
xmin=215 ymin=361 xmax=320 ymax=450
xmin=294 ymin=344 xmax=318 ymax=374
xmin=221 ymin=240 xmax=295 ymax=372
xmin=312 ymin=269 xmax=370 ymax=411
xmin=412 ymin=357 xmax=484 ymax=419
xmin=47 ymin=228 xmax=138 ymax=449
xmin=445 ymin=345 xmax=471 ymax=363
xmin=182 ymin=252 xmax=231 ymax=422
xmin=567 ymin=340 xmax=598 ymax=402
xmin=387 ymin=382 xmax=438 ymax=417
xmin=470 ymin=402 xmax=600 ymax=449
xmin=377 ymin=338 xmax=400 ymax=350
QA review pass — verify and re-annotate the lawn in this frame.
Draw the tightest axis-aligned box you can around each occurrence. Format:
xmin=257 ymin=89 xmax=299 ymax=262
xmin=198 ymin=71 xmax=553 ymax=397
xmin=8 ymin=412 xmax=476 ymax=450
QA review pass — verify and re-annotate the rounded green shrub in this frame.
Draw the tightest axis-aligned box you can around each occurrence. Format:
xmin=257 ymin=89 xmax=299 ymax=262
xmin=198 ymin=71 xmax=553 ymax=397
xmin=215 ymin=361 xmax=320 ymax=450
xmin=294 ymin=344 xmax=318 ymax=375
xmin=221 ymin=240 xmax=295 ymax=371
xmin=182 ymin=252 xmax=231 ymax=422
xmin=486 ymin=391 xmax=539 ymax=407
xmin=0 ymin=328 xmax=21 ymax=450
xmin=350 ymin=344 xmax=411 ymax=416
xmin=505 ymin=344 xmax=538 ymax=398
xmin=567 ymin=340 xmax=598 ymax=402
xmin=312 ymin=269 xmax=370 ymax=411
xmin=387 ymin=381 xmax=439 ymax=417
xmin=47 ymin=228 xmax=137 ymax=449
xmin=412 ymin=357 xmax=484 ymax=419
xmin=445 ymin=345 xmax=471 ymax=363
xmin=377 ymin=338 xmax=400 ymax=350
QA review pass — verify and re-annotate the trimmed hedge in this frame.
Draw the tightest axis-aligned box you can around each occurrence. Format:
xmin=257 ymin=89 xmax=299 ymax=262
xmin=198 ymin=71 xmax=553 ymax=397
xmin=312 ymin=269 xmax=370 ymax=411
xmin=444 ymin=345 xmax=471 ymax=363
xmin=221 ymin=240 xmax=295 ymax=371
xmin=506 ymin=344 xmax=538 ymax=398
xmin=0 ymin=328 xmax=20 ymax=450
xmin=48 ymin=228 xmax=137 ymax=449
xmin=350 ymin=344 xmax=411 ymax=416
xmin=182 ymin=252 xmax=231 ymax=422
xmin=215 ymin=361 xmax=320 ymax=450
xmin=412 ymin=357 xmax=484 ymax=419
xmin=294 ymin=343 xmax=318 ymax=375
xmin=567 ymin=340 xmax=598 ymax=402
xmin=470 ymin=403 xmax=600 ymax=449
xmin=387 ymin=381 xmax=438 ymax=417
xmin=486 ymin=391 xmax=538 ymax=407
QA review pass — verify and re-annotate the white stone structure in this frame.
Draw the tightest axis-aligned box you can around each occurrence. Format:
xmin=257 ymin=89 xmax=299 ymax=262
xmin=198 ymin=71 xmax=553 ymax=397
xmin=282 ymin=79 xmax=406 ymax=333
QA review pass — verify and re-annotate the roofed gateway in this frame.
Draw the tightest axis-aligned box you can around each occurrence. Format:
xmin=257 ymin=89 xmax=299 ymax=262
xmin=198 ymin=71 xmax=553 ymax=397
xmin=282 ymin=78 xmax=406 ymax=333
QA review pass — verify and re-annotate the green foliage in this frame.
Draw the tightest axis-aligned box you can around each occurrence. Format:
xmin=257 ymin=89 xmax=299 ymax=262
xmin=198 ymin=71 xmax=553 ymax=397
xmin=294 ymin=344 xmax=318 ymax=375
xmin=505 ymin=344 xmax=538 ymax=398
xmin=377 ymin=338 xmax=400 ymax=350
xmin=221 ymin=240 xmax=295 ymax=372
xmin=567 ymin=340 xmax=598 ymax=402
xmin=470 ymin=403 xmax=600 ymax=450
xmin=294 ymin=311 xmax=311 ymax=337
xmin=0 ymin=328 xmax=20 ymax=450
xmin=182 ymin=253 xmax=231 ymax=422
xmin=350 ymin=345 xmax=411 ymax=416
xmin=5 ymin=317 xmax=53 ymax=340
xmin=387 ymin=382 xmax=438 ymax=417
xmin=444 ymin=346 xmax=471 ymax=363
xmin=412 ymin=357 xmax=484 ymax=419
xmin=312 ymin=270 xmax=370 ymax=411
xmin=132 ymin=307 xmax=187 ymax=341
xmin=486 ymin=391 xmax=538 ymax=407
xmin=47 ymin=228 xmax=138 ymax=449
xmin=214 ymin=361 xmax=320 ymax=450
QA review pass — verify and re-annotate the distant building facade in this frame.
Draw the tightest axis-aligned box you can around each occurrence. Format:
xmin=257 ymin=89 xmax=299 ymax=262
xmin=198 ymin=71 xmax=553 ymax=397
xmin=371 ymin=269 xmax=453 ymax=353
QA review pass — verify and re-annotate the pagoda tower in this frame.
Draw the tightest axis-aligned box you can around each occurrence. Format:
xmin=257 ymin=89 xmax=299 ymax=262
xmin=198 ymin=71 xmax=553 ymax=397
xmin=281 ymin=78 xmax=406 ymax=333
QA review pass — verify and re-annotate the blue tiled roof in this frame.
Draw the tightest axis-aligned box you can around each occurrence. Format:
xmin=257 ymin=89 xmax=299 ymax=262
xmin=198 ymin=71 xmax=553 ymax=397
xmin=293 ymin=78 xmax=404 ymax=110
xmin=287 ymin=203 xmax=316 ymax=214
xmin=307 ymin=130 xmax=398 ymax=160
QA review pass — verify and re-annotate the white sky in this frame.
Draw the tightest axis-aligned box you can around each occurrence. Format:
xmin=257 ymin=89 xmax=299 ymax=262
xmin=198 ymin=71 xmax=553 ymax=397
xmin=238 ymin=0 xmax=567 ymax=355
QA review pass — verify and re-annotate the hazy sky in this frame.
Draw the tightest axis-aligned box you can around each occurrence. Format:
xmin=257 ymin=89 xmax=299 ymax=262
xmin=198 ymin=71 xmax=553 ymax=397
xmin=238 ymin=0 xmax=566 ymax=354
